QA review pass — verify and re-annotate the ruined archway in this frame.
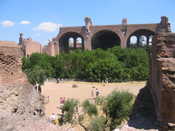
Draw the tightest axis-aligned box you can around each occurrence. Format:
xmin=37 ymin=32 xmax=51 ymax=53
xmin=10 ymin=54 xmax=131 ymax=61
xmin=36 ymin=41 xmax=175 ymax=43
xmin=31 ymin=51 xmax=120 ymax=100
xmin=59 ymin=32 xmax=84 ymax=53
xmin=127 ymin=29 xmax=155 ymax=48
xmin=91 ymin=30 xmax=121 ymax=50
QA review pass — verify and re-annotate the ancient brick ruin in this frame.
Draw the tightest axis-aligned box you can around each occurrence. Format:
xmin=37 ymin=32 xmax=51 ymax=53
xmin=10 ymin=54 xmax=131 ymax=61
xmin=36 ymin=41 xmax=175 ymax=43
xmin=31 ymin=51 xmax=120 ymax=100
xmin=0 ymin=42 xmax=50 ymax=131
xmin=54 ymin=17 xmax=168 ymax=53
xmin=0 ymin=42 xmax=26 ymax=85
xmin=18 ymin=33 xmax=58 ymax=56
xmin=18 ymin=16 xmax=171 ymax=56
xmin=150 ymin=31 xmax=175 ymax=130
xmin=132 ymin=17 xmax=175 ymax=131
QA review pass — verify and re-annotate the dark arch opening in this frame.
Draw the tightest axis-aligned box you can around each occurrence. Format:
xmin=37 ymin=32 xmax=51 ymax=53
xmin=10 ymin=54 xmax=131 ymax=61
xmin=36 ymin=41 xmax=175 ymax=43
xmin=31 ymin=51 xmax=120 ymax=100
xmin=91 ymin=30 xmax=121 ymax=50
xmin=59 ymin=32 xmax=84 ymax=53
xmin=127 ymin=29 xmax=155 ymax=48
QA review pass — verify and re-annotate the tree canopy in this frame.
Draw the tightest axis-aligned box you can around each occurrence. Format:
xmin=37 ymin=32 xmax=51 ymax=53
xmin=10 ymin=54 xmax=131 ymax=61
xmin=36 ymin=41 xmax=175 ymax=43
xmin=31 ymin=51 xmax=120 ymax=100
xmin=22 ymin=47 xmax=149 ymax=83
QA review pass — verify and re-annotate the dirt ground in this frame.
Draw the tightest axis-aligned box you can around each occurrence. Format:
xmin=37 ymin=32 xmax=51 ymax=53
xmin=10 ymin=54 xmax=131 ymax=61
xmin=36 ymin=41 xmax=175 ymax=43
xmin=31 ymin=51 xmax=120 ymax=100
xmin=42 ymin=80 xmax=146 ymax=117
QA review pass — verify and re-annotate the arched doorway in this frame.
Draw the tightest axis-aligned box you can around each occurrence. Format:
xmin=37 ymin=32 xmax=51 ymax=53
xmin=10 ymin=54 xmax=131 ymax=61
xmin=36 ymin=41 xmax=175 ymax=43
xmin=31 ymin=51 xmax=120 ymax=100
xmin=127 ymin=29 xmax=155 ymax=48
xmin=59 ymin=32 xmax=84 ymax=53
xmin=91 ymin=30 xmax=121 ymax=50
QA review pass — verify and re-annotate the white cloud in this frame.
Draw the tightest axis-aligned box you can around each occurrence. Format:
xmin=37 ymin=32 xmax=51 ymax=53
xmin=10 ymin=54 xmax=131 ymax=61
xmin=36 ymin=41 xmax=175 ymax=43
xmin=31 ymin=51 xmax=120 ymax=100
xmin=20 ymin=20 xmax=31 ymax=25
xmin=33 ymin=22 xmax=62 ymax=32
xmin=1 ymin=20 xmax=15 ymax=27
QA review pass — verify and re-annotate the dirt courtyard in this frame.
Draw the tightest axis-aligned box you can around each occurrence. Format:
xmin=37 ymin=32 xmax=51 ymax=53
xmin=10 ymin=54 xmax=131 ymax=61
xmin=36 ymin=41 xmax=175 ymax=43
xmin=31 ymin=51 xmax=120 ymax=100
xmin=42 ymin=80 xmax=146 ymax=117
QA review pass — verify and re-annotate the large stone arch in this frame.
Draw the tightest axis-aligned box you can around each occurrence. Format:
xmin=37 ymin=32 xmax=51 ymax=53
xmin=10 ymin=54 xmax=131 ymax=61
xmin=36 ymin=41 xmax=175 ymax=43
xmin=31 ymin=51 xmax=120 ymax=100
xmin=91 ymin=30 xmax=121 ymax=50
xmin=126 ymin=29 xmax=155 ymax=48
xmin=59 ymin=32 xmax=84 ymax=53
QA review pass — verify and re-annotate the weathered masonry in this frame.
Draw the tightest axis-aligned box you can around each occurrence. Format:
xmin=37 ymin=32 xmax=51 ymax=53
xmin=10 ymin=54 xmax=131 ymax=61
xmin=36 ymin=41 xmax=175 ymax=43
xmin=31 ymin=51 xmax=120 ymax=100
xmin=0 ymin=41 xmax=26 ymax=85
xmin=133 ymin=17 xmax=175 ymax=131
xmin=151 ymin=32 xmax=175 ymax=131
xmin=51 ymin=16 xmax=171 ymax=54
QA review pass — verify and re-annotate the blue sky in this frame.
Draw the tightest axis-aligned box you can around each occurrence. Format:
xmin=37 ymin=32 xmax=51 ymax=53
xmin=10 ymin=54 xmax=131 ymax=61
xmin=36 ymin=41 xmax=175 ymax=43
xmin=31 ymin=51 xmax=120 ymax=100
xmin=0 ymin=0 xmax=175 ymax=45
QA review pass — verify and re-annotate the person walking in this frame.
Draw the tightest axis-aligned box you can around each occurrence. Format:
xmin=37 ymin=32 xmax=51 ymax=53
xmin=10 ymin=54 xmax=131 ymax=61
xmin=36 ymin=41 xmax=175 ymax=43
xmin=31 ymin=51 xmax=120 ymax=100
xmin=95 ymin=88 xmax=100 ymax=97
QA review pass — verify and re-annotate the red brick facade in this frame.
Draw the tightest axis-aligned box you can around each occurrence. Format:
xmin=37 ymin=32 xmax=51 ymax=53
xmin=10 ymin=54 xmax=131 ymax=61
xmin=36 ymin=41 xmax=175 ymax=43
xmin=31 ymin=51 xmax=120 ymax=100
xmin=18 ymin=16 xmax=171 ymax=56
xmin=52 ymin=16 xmax=171 ymax=54
xmin=19 ymin=33 xmax=58 ymax=56
xmin=0 ymin=41 xmax=27 ymax=86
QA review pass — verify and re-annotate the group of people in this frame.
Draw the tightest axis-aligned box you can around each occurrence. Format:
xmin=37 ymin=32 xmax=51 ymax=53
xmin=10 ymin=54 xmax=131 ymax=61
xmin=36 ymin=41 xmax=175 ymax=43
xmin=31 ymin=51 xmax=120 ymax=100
xmin=56 ymin=78 xmax=65 ymax=83
xmin=48 ymin=86 xmax=102 ymax=125
xmin=49 ymin=97 xmax=66 ymax=124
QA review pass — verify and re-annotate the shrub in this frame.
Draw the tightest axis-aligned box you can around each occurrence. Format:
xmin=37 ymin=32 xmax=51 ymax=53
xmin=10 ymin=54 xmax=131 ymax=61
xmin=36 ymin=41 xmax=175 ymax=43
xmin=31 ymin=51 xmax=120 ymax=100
xmin=82 ymin=100 xmax=98 ymax=117
xmin=62 ymin=99 xmax=78 ymax=123
xmin=104 ymin=91 xmax=135 ymax=130
xmin=88 ymin=116 xmax=106 ymax=131
xmin=95 ymin=96 xmax=105 ymax=105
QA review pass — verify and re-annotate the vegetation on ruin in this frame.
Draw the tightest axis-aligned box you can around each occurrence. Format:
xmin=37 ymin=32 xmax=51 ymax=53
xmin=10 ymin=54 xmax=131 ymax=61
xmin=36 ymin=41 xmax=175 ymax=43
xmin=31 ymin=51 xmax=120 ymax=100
xmin=58 ymin=91 xmax=135 ymax=131
xmin=22 ymin=46 xmax=149 ymax=84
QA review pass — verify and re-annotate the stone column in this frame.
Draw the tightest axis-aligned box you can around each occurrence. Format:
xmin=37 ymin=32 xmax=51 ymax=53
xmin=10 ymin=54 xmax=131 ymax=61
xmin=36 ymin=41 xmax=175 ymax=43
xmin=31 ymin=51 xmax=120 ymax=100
xmin=74 ymin=37 xmax=77 ymax=49
xmin=136 ymin=35 xmax=140 ymax=47
xmin=147 ymin=36 xmax=150 ymax=46
xmin=54 ymin=41 xmax=59 ymax=55
xmin=120 ymin=37 xmax=127 ymax=48
xmin=83 ymin=34 xmax=92 ymax=50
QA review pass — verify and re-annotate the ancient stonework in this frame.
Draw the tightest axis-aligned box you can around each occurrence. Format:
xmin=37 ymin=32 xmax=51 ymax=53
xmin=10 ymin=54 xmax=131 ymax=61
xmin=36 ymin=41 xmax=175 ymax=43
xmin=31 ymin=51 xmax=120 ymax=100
xmin=0 ymin=42 xmax=59 ymax=131
xmin=130 ymin=17 xmax=175 ymax=131
xmin=19 ymin=33 xmax=43 ymax=56
xmin=17 ymin=16 xmax=173 ymax=57
xmin=150 ymin=32 xmax=175 ymax=131
xmin=0 ymin=45 xmax=26 ymax=86
xmin=19 ymin=33 xmax=58 ymax=56
xmin=55 ymin=17 xmax=160 ymax=53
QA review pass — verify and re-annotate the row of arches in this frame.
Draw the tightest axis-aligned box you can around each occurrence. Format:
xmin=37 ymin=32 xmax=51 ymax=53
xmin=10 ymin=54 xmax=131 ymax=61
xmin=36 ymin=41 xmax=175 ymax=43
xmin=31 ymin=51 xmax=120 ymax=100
xmin=127 ymin=29 xmax=154 ymax=47
xmin=128 ymin=35 xmax=153 ymax=47
xmin=68 ymin=37 xmax=83 ymax=48
xmin=59 ymin=32 xmax=84 ymax=53
xmin=59 ymin=29 xmax=155 ymax=53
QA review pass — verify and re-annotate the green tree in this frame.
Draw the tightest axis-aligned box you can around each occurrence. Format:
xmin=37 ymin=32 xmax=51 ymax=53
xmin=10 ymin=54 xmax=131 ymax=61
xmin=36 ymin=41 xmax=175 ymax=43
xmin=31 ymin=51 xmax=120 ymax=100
xmin=82 ymin=100 xmax=98 ymax=117
xmin=61 ymin=99 xmax=79 ymax=124
xmin=22 ymin=47 xmax=149 ymax=82
xmin=103 ymin=91 xmax=135 ymax=130
xmin=26 ymin=65 xmax=47 ymax=86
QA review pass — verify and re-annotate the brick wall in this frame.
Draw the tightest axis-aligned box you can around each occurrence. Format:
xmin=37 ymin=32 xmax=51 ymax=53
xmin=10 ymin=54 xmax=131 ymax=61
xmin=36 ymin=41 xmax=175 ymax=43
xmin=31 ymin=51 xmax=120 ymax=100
xmin=23 ymin=39 xmax=42 ymax=56
xmin=0 ymin=45 xmax=27 ymax=86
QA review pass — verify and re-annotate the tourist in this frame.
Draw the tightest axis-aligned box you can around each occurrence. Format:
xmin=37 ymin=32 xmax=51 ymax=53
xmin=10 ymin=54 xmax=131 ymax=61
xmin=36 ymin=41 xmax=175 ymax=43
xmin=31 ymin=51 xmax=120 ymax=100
xmin=95 ymin=88 xmax=100 ymax=97
xmin=60 ymin=97 xmax=63 ymax=104
xmin=56 ymin=78 xmax=60 ymax=83
xmin=49 ymin=113 xmax=57 ymax=124
xmin=91 ymin=87 xmax=94 ymax=98
xmin=60 ymin=97 xmax=66 ymax=106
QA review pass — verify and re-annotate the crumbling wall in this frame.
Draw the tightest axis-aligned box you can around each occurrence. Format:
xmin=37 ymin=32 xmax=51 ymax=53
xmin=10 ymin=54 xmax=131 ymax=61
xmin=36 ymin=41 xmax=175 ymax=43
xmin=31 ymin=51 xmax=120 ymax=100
xmin=0 ymin=44 xmax=53 ymax=131
xmin=0 ymin=46 xmax=27 ymax=86
xmin=150 ymin=32 xmax=175 ymax=130
xmin=131 ymin=17 xmax=175 ymax=131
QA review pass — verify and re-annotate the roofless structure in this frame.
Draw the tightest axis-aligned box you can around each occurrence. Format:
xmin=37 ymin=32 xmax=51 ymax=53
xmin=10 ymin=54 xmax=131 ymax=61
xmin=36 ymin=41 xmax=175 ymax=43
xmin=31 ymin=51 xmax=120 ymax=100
xmin=50 ymin=16 xmax=171 ymax=54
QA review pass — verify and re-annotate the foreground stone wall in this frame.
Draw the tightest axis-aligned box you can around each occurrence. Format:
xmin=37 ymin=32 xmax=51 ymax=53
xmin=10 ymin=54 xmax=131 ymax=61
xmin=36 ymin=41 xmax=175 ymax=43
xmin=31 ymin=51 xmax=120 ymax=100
xmin=0 ymin=46 xmax=26 ymax=86
xmin=0 ymin=43 xmax=59 ymax=131
xmin=150 ymin=32 xmax=175 ymax=130
xmin=129 ymin=17 xmax=174 ymax=131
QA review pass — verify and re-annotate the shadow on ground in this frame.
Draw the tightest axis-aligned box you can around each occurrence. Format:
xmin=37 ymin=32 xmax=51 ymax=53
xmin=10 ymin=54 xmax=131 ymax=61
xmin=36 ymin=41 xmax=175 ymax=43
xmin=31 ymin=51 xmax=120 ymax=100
xmin=128 ymin=86 xmax=159 ymax=130
xmin=128 ymin=113 xmax=159 ymax=130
